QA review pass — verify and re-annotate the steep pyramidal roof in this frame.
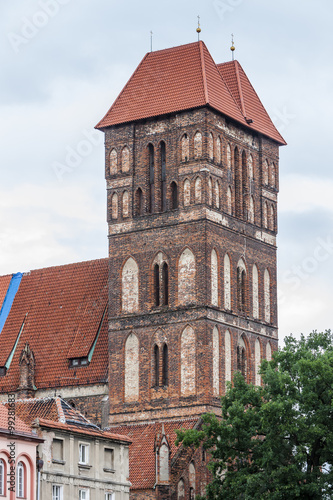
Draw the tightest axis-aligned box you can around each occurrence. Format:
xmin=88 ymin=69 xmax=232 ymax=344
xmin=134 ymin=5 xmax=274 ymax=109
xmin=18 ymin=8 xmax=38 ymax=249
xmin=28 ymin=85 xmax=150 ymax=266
xmin=96 ymin=40 xmax=285 ymax=145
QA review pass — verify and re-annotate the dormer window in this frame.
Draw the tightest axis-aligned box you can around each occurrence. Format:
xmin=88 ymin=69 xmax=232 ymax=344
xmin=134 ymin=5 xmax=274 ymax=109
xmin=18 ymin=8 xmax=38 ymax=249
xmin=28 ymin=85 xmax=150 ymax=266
xmin=69 ymin=357 xmax=89 ymax=368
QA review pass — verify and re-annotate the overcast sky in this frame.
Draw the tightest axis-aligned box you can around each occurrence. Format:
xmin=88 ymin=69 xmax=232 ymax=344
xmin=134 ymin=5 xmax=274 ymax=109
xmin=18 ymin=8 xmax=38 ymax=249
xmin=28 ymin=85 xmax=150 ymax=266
xmin=1 ymin=0 xmax=332 ymax=342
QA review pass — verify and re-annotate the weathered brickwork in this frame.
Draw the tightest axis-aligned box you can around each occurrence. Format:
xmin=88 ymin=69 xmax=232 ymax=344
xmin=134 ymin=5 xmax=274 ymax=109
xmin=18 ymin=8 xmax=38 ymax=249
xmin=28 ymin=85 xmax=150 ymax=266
xmin=105 ymin=106 xmax=279 ymax=429
xmin=103 ymin=88 xmax=281 ymax=498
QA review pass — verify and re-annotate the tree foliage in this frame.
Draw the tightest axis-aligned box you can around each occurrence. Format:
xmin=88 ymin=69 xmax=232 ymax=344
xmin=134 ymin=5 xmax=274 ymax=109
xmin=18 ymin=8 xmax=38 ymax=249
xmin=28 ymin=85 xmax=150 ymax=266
xmin=176 ymin=331 xmax=333 ymax=499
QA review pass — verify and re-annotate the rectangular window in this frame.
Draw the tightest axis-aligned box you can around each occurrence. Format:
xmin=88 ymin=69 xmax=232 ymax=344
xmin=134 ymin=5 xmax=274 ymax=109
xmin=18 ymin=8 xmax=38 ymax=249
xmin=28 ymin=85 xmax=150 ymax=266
xmin=52 ymin=438 xmax=64 ymax=461
xmin=105 ymin=493 xmax=115 ymax=500
xmin=52 ymin=485 xmax=63 ymax=500
xmin=79 ymin=489 xmax=89 ymax=500
xmin=104 ymin=448 xmax=114 ymax=470
xmin=79 ymin=443 xmax=89 ymax=464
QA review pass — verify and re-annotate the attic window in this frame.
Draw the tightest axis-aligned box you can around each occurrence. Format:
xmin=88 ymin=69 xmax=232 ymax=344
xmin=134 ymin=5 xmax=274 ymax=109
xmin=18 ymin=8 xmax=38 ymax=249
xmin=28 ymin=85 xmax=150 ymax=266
xmin=0 ymin=367 xmax=6 ymax=377
xmin=69 ymin=357 xmax=89 ymax=368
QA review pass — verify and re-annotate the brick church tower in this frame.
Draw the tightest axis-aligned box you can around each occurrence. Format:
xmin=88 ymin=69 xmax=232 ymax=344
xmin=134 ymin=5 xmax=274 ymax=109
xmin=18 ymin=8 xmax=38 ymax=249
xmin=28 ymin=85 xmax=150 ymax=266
xmin=96 ymin=40 xmax=285 ymax=498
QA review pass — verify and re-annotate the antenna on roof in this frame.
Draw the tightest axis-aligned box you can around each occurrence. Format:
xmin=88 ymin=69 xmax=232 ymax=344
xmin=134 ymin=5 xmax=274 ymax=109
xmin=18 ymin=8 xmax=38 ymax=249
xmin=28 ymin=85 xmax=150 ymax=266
xmin=150 ymin=31 xmax=153 ymax=52
xmin=230 ymin=33 xmax=235 ymax=61
xmin=196 ymin=15 xmax=201 ymax=41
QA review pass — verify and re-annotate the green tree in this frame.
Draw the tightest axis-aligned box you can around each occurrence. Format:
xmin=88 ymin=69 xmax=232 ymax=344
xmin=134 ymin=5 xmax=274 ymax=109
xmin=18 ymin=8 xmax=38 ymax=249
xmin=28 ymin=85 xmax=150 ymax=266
xmin=177 ymin=331 xmax=333 ymax=499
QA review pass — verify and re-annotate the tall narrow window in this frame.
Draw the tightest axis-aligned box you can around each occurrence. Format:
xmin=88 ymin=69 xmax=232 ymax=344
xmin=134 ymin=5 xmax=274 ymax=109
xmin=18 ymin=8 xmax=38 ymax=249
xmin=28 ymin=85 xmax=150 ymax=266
xmin=248 ymin=154 xmax=253 ymax=179
xmin=122 ymin=190 xmax=129 ymax=218
xmin=271 ymin=162 xmax=276 ymax=187
xmin=216 ymin=136 xmax=221 ymax=164
xmin=162 ymin=343 xmax=168 ymax=386
xmin=122 ymin=257 xmax=139 ymax=313
xmin=181 ymin=133 xmax=189 ymax=162
xmin=154 ymin=344 xmax=159 ymax=386
xmin=227 ymin=186 xmax=232 ymax=215
xmin=135 ymin=188 xmax=143 ymax=216
xmin=121 ymin=146 xmax=130 ymax=172
xmin=252 ymin=264 xmax=259 ymax=319
xmin=162 ymin=263 xmax=169 ymax=306
xmin=212 ymin=326 xmax=219 ymax=396
xmin=194 ymin=177 xmax=202 ymax=204
xmin=237 ymin=337 xmax=246 ymax=379
xmin=269 ymin=204 xmax=275 ymax=231
xmin=178 ymin=248 xmax=196 ymax=305
xmin=225 ymin=330 xmax=231 ymax=386
xmin=17 ymin=462 xmax=25 ymax=498
xmin=263 ymin=201 xmax=268 ymax=228
xmin=234 ymin=147 xmax=242 ymax=217
xmin=110 ymin=149 xmax=117 ymax=175
xmin=189 ymin=462 xmax=196 ymax=498
xmin=255 ymin=338 xmax=261 ymax=386
xmin=111 ymin=193 xmax=118 ymax=220
xmin=237 ymin=259 xmax=247 ymax=313
xmin=194 ymin=131 xmax=202 ymax=158
xmin=154 ymin=264 xmax=160 ymax=306
xmin=171 ymin=181 xmax=178 ymax=209
xmin=227 ymin=143 xmax=231 ymax=170
xmin=215 ymin=180 xmax=220 ymax=209
xmin=183 ymin=179 xmax=191 ymax=206
xmin=208 ymin=132 xmax=214 ymax=160
xmin=211 ymin=249 xmax=218 ymax=306
xmin=125 ymin=333 xmax=139 ymax=401
xmin=266 ymin=342 xmax=272 ymax=361
xmin=242 ymin=150 xmax=247 ymax=218
xmin=224 ymin=254 xmax=231 ymax=309
xmin=148 ymin=144 xmax=154 ymax=212
xmin=208 ymin=177 xmax=213 ymax=206
xmin=249 ymin=196 xmax=255 ymax=223
xmin=0 ymin=460 xmax=4 ymax=495
xmin=264 ymin=269 xmax=271 ymax=323
xmin=160 ymin=141 xmax=166 ymax=211
xmin=181 ymin=326 xmax=196 ymax=395
xmin=263 ymin=159 xmax=269 ymax=185
xmin=52 ymin=485 xmax=63 ymax=500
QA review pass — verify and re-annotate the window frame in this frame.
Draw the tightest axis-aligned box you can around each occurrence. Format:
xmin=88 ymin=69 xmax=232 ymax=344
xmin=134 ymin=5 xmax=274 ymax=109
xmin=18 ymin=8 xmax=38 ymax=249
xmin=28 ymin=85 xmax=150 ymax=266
xmin=17 ymin=461 xmax=25 ymax=498
xmin=79 ymin=443 xmax=89 ymax=465
xmin=52 ymin=484 xmax=63 ymax=500
xmin=0 ymin=459 xmax=4 ymax=495
xmin=79 ymin=488 xmax=90 ymax=500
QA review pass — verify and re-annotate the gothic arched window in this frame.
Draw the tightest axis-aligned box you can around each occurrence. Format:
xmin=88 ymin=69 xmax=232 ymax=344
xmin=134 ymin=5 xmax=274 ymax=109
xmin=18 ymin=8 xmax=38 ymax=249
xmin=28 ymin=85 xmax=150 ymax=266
xmin=194 ymin=131 xmax=202 ymax=158
xmin=121 ymin=146 xmax=130 ymax=172
xmin=122 ymin=257 xmax=139 ymax=313
xmin=160 ymin=141 xmax=166 ymax=211
xmin=148 ymin=143 xmax=154 ymax=212
xmin=154 ymin=343 xmax=159 ymax=387
xmin=171 ymin=181 xmax=178 ymax=209
xmin=178 ymin=248 xmax=196 ymax=305
xmin=162 ymin=343 xmax=168 ymax=386
xmin=237 ymin=336 xmax=247 ymax=379
xmin=110 ymin=148 xmax=117 ymax=175
xmin=237 ymin=259 xmax=247 ymax=313
xmin=125 ymin=333 xmax=139 ymax=401
xmin=181 ymin=133 xmax=189 ymax=162
xmin=183 ymin=179 xmax=191 ymax=206
xmin=135 ymin=188 xmax=143 ymax=216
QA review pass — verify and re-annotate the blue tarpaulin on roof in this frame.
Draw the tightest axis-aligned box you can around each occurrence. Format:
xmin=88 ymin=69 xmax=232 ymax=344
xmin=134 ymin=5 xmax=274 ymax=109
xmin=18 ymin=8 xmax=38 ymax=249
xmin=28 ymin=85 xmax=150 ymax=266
xmin=0 ymin=273 xmax=23 ymax=335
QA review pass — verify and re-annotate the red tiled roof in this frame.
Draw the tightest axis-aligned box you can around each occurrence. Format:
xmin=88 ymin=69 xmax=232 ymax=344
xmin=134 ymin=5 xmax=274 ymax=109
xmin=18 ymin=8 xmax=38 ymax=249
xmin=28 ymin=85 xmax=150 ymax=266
xmin=110 ymin=419 xmax=199 ymax=490
xmin=5 ymin=397 xmax=131 ymax=443
xmin=217 ymin=60 xmax=286 ymax=145
xmin=0 ymin=403 xmax=36 ymax=437
xmin=0 ymin=259 xmax=108 ymax=392
xmin=0 ymin=275 xmax=12 ymax=311
xmin=96 ymin=41 xmax=285 ymax=145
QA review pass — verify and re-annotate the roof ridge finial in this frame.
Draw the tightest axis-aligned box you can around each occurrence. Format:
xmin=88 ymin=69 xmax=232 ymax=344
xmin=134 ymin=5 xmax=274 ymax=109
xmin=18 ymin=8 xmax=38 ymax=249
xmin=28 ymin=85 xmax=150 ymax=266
xmin=150 ymin=30 xmax=153 ymax=52
xmin=230 ymin=33 xmax=235 ymax=61
xmin=196 ymin=15 xmax=201 ymax=41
